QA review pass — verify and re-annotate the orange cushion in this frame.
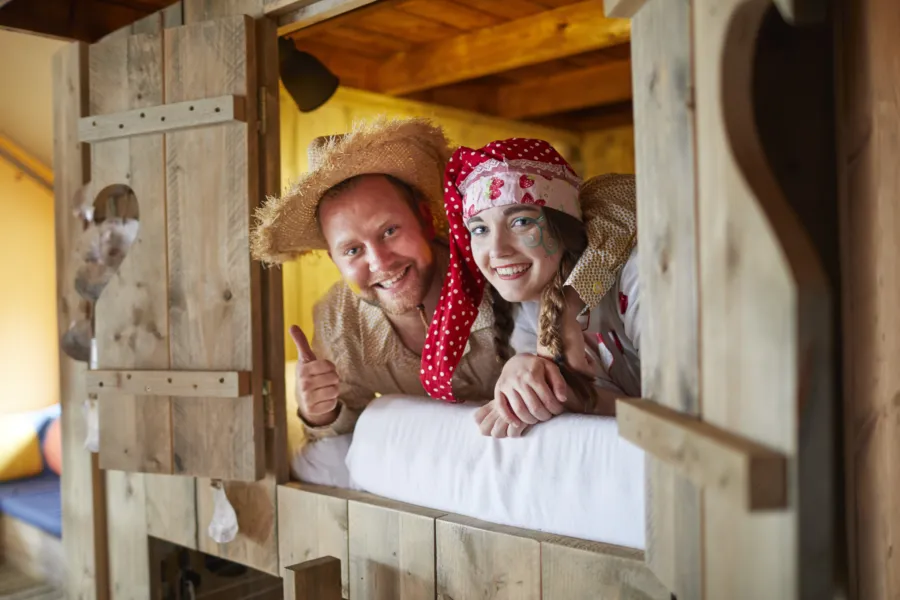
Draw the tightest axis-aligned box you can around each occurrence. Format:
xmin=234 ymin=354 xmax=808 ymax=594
xmin=42 ymin=417 xmax=62 ymax=476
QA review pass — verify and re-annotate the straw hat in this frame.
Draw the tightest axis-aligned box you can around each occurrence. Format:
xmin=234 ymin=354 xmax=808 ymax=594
xmin=251 ymin=117 xmax=453 ymax=264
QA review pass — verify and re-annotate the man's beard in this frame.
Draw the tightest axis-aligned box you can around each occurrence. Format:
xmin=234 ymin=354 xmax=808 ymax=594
xmin=357 ymin=261 xmax=436 ymax=316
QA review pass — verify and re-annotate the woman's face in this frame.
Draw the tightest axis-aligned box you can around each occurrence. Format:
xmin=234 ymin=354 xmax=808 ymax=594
xmin=466 ymin=205 xmax=563 ymax=302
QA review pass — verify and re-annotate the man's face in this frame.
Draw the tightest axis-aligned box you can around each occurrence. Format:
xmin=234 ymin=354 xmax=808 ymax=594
xmin=319 ymin=175 xmax=436 ymax=316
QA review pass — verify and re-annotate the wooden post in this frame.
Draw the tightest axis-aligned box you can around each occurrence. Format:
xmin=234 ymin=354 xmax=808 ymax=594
xmin=836 ymin=0 xmax=900 ymax=597
xmin=284 ymin=557 xmax=342 ymax=600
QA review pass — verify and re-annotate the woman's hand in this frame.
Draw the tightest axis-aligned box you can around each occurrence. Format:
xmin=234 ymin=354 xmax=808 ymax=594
xmin=473 ymin=400 xmax=531 ymax=438
xmin=493 ymin=353 xmax=568 ymax=426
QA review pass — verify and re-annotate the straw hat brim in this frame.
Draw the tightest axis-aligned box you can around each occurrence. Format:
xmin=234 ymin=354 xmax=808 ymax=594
xmin=251 ymin=117 xmax=453 ymax=265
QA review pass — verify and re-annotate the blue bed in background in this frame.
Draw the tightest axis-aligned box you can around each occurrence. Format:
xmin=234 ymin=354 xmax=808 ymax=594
xmin=0 ymin=404 xmax=65 ymax=587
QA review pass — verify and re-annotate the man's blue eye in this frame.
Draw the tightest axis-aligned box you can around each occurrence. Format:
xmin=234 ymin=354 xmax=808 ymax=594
xmin=384 ymin=226 xmax=397 ymax=237
xmin=345 ymin=247 xmax=359 ymax=256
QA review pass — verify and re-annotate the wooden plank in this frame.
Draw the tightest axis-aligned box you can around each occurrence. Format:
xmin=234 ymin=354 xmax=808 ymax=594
xmin=396 ymin=0 xmax=504 ymax=30
xmin=496 ymin=60 xmax=632 ymax=119
xmin=289 ymin=39 xmax=381 ymax=90
xmin=141 ymin=0 xmax=201 ymax=556
xmin=87 ymin=369 xmax=251 ymax=397
xmin=377 ymin=0 xmax=631 ymax=95
xmin=105 ymin=471 xmax=152 ymax=599
xmin=836 ymin=0 xmax=900 ymax=597
xmin=603 ymin=0 xmax=648 ymax=18
xmin=454 ymin=0 xmax=548 ymax=20
xmin=436 ymin=514 xmax=541 ymax=600
xmin=144 ymin=473 xmax=198 ymax=550
xmin=278 ymin=484 xmax=353 ymax=598
xmin=78 ymin=95 xmax=247 ymax=143
xmin=694 ymin=0 xmax=832 ymax=597
xmin=630 ymin=1 xmax=701 ymax=596
xmin=183 ymin=0 xmax=267 ymax=21
xmin=164 ymin=14 xmax=263 ymax=481
xmin=540 ymin=535 xmax=669 ymax=600
xmin=90 ymin=31 xmax=172 ymax=476
xmin=284 ymin=557 xmax=342 ymax=600
xmin=274 ymin=0 xmax=389 ymax=36
xmin=53 ymin=43 xmax=108 ymax=600
xmin=0 ymin=514 xmax=67 ymax=590
xmin=348 ymin=496 xmax=446 ymax=600
xmin=256 ymin=13 xmax=290 ymax=485
xmin=617 ymin=397 xmax=788 ymax=510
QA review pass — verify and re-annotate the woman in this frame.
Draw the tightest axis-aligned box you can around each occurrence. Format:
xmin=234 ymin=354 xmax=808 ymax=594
xmin=420 ymin=138 xmax=641 ymax=437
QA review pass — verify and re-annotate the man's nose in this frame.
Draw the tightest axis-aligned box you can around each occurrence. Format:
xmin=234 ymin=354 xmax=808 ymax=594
xmin=367 ymin=243 xmax=394 ymax=273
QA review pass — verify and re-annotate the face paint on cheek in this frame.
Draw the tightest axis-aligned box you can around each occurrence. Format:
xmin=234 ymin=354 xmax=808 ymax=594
xmin=521 ymin=214 xmax=559 ymax=257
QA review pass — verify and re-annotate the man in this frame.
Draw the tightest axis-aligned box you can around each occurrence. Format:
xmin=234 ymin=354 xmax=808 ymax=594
xmin=251 ymin=118 xmax=505 ymax=439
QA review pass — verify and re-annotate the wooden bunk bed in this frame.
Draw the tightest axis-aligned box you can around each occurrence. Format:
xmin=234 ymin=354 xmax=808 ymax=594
xmin=16 ymin=0 xmax=891 ymax=596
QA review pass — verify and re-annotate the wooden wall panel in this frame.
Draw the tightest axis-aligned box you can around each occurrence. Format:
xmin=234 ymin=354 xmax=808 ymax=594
xmin=348 ymin=497 xmax=445 ymax=600
xmin=88 ymin=29 xmax=168 ymax=600
xmin=435 ymin=515 xmax=541 ymax=600
xmin=630 ymin=1 xmax=701 ymax=597
xmin=53 ymin=39 xmax=110 ymax=600
xmin=540 ymin=536 xmax=669 ymax=600
xmin=164 ymin=14 xmax=263 ymax=482
xmin=278 ymin=484 xmax=353 ymax=598
xmin=91 ymin=32 xmax=171 ymax=475
xmin=694 ymin=0 xmax=831 ymax=597
xmin=837 ymin=0 xmax=900 ymax=597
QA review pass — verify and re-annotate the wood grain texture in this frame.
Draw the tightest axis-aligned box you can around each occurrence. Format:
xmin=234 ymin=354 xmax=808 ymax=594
xmin=164 ymin=13 xmax=264 ymax=482
xmin=348 ymin=496 xmax=446 ymax=600
xmin=87 ymin=369 xmax=251 ymax=397
xmin=184 ymin=0 xmax=267 ymax=21
xmin=694 ymin=0 xmax=832 ymax=597
xmin=377 ymin=0 xmax=631 ymax=95
xmin=90 ymin=31 xmax=171 ymax=476
xmin=836 ymin=0 xmax=900 ymax=597
xmin=630 ymin=1 xmax=701 ymax=596
xmin=52 ymin=40 xmax=109 ymax=600
xmin=496 ymin=60 xmax=632 ymax=119
xmin=617 ymin=396 xmax=788 ymax=510
xmin=105 ymin=471 xmax=151 ymax=600
xmin=284 ymin=557 xmax=343 ymax=600
xmin=278 ymin=484 xmax=353 ymax=598
xmin=280 ymin=0 xmax=406 ymax=38
xmin=540 ymin=535 xmax=669 ymax=600
xmin=436 ymin=514 xmax=541 ymax=600
xmin=144 ymin=473 xmax=198 ymax=550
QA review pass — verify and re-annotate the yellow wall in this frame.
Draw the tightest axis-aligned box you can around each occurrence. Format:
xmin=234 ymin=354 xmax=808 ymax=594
xmin=0 ymin=152 xmax=59 ymax=413
xmin=279 ymin=85 xmax=635 ymax=360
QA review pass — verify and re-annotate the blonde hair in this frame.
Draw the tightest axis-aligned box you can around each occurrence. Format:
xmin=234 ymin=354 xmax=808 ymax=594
xmin=490 ymin=208 xmax=602 ymax=413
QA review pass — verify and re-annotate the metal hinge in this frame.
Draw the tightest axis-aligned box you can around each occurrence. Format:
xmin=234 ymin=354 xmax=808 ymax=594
xmin=262 ymin=379 xmax=275 ymax=429
xmin=258 ymin=87 xmax=267 ymax=136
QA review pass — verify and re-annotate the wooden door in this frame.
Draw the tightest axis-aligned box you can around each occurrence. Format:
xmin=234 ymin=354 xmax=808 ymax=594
xmin=613 ymin=0 xmax=835 ymax=597
xmin=78 ymin=13 xmax=267 ymax=483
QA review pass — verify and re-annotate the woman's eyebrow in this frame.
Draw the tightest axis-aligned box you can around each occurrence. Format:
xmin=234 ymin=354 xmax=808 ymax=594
xmin=466 ymin=215 xmax=485 ymax=224
xmin=503 ymin=205 xmax=540 ymax=216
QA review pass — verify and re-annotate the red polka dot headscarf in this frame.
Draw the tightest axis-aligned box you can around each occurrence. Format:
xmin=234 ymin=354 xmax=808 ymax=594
xmin=420 ymin=138 xmax=582 ymax=402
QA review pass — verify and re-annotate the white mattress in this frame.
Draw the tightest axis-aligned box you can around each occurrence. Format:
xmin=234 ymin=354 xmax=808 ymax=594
xmin=291 ymin=394 xmax=646 ymax=550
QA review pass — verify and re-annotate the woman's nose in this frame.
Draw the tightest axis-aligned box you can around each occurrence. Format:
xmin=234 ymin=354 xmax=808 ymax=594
xmin=488 ymin=230 xmax=513 ymax=259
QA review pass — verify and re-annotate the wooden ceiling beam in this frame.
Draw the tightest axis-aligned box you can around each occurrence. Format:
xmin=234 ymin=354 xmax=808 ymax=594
xmin=496 ymin=60 xmax=632 ymax=120
xmin=0 ymin=0 xmax=170 ymax=42
xmin=375 ymin=0 xmax=631 ymax=95
xmin=275 ymin=0 xmax=403 ymax=37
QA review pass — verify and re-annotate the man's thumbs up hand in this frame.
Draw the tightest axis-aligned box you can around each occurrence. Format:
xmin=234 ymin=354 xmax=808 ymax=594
xmin=290 ymin=325 xmax=340 ymax=426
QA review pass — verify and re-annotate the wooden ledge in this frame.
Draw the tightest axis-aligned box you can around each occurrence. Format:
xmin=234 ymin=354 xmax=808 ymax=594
xmin=78 ymin=95 xmax=246 ymax=143
xmin=616 ymin=397 xmax=788 ymax=510
xmin=86 ymin=369 xmax=251 ymax=397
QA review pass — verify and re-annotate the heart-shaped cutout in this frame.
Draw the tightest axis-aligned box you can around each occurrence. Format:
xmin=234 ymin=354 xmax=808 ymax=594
xmin=60 ymin=184 xmax=139 ymax=362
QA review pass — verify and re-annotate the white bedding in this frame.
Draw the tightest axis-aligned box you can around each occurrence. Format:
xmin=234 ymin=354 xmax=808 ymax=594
xmin=291 ymin=394 xmax=646 ymax=550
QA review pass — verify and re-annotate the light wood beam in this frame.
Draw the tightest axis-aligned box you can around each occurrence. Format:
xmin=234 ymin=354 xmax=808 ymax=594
xmin=617 ymin=397 xmax=788 ymax=511
xmin=497 ymin=60 xmax=632 ymax=120
xmin=377 ymin=0 xmax=630 ymax=95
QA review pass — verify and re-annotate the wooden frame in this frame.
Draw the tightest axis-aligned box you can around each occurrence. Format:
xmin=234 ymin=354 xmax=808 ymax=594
xmin=44 ymin=0 xmax=860 ymax=597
